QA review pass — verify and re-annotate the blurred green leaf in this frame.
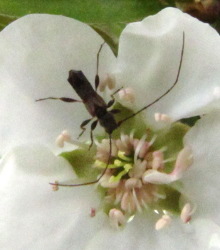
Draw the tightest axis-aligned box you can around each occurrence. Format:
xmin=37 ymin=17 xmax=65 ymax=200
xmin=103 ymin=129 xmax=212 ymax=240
xmin=91 ymin=23 xmax=119 ymax=56
xmin=0 ymin=0 xmax=165 ymax=37
xmin=0 ymin=14 xmax=17 ymax=30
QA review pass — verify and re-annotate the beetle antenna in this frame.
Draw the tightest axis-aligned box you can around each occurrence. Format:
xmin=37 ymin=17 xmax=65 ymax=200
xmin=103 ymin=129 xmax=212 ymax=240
xmin=50 ymin=133 xmax=112 ymax=187
xmin=95 ymin=42 xmax=105 ymax=91
xmin=118 ymin=31 xmax=185 ymax=126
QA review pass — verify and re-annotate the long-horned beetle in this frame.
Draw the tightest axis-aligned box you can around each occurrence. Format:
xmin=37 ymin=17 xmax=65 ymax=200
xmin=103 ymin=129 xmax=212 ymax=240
xmin=36 ymin=32 xmax=185 ymax=187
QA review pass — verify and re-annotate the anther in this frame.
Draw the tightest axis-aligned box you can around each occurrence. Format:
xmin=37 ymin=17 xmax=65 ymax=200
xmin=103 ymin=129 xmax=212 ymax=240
xmin=155 ymin=215 xmax=172 ymax=230
xmin=138 ymin=142 xmax=150 ymax=159
xmin=121 ymin=192 xmax=135 ymax=213
xmin=154 ymin=113 xmax=172 ymax=123
xmin=152 ymin=151 xmax=164 ymax=170
xmin=61 ymin=130 xmax=71 ymax=141
xmin=56 ymin=134 xmax=65 ymax=147
xmin=109 ymin=209 xmax=126 ymax=228
xmin=55 ymin=130 xmax=71 ymax=147
xmin=125 ymin=178 xmax=142 ymax=190
xmin=172 ymin=146 xmax=193 ymax=179
xmin=99 ymin=74 xmax=116 ymax=92
xmin=51 ymin=180 xmax=59 ymax=191
xmin=90 ymin=208 xmax=96 ymax=217
xmin=180 ymin=203 xmax=195 ymax=223
xmin=142 ymin=168 xmax=177 ymax=184
xmin=118 ymin=87 xmax=135 ymax=103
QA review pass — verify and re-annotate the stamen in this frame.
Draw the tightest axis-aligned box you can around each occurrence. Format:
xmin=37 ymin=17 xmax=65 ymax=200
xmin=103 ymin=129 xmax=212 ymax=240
xmin=99 ymin=73 xmax=116 ymax=92
xmin=155 ymin=113 xmax=172 ymax=123
xmin=134 ymin=135 xmax=147 ymax=163
xmin=109 ymin=209 xmax=126 ymax=228
xmin=152 ymin=151 xmax=164 ymax=170
xmin=115 ymin=189 xmax=124 ymax=204
xmin=141 ymin=199 xmax=149 ymax=210
xmin=152 ymin=192 xmax=166 ymax=199
xmin=129 ymin=159 xmax=147 ymax=178
xmin=118 ymin=87 xmax=135 ymax=103
xmin=155 ymin=215 xmax=172 ymax=230
xmin=120 ymin=133 xmax=132 ymax=148
xmin=56 ymin=134 xmax=65 ymax=148
xmin=121 ymin=192 xmax=135 ymax=213
xmin=158 ymin=146 xmax=167 ymax=153
xmin=116 ymin=137 xmax=132 ymax=155
xmin=56 ymin=130 xmax=72 ymax=147
xmin=132 ymin=188 xmax=142 ymax=213
xmin=125 ymin=178 xmax=142 ymax=190
xmin=55 ymin=130 xmax=87 ymax=149
xmin=149 ymin=135 xmax=157 ymax=146
xmin=180 ymin=203 xmax=196 ymax=223
xmin=142 ymin=169 xmax=175 ymax=184
xmin=61 ymin=130 xmax=71 ymax=142
xmin=138 ymin=142 xmax=150 ymax=159
xmin=163 ymin=157 xmax=175 ymax=163
xmin=51 ymin=180 xmax=59 ymax=191
xmin=90 ymin=208 xmax=96 ymax=217
xmin=172 ymin=146 xmax=193 ymax=179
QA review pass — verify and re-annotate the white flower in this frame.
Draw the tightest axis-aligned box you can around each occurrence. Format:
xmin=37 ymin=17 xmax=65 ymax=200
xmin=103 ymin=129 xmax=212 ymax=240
xmin=0 ymin=7 xmax=220 ymax=250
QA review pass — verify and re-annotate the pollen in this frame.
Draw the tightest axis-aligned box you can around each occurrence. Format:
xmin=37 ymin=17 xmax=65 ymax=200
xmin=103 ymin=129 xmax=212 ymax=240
xmin=94 ymin=133 xmax=193 ymax=228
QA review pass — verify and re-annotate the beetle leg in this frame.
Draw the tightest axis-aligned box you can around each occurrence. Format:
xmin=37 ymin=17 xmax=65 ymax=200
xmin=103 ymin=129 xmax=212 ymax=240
xmin=89 ymin=120 xmax=98 ymax=150
xmin=78 ymin=118 xmax=93 ymax=139
xmin=110 ymin=109 xmax=121 ymax=114
xmin=106 ymin=87 xmax=124 ymax=108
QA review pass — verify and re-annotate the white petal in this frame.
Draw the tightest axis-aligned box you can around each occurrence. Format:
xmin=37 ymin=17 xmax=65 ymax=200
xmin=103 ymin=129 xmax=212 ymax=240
xmin=0 ymin=145 xmax=103 ymax=249
xmin=0 ymin=14 xmax=116 ymax=155
xmin=116 ymin=7 xmax=220 ymax=127
xmin=193 ymin=219 xmax=220 ymax=250
xmin=183 ymin=110 xmax=220 ymax=224
xmin=86 ymin=214 xmax=203 ymax=250
xmin=1 ymin=145 xmax=218 ymax=249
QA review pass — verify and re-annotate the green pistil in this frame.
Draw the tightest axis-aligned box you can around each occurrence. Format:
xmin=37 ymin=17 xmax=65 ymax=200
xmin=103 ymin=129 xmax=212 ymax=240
xmin=118 ymin=151 xmax=132 ymax=162
xmin=95 ymin=151 xmax=134 ymax=182
xmin=109 ymin=164 xmax=132 ymax=182
xmin=95 ymin=160 xmax=118 ymax=169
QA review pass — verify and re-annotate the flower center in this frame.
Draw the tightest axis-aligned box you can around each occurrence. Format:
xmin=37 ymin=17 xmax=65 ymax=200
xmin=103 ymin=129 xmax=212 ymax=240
xmin=94 ymin=132 xmax=193 ymax=228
